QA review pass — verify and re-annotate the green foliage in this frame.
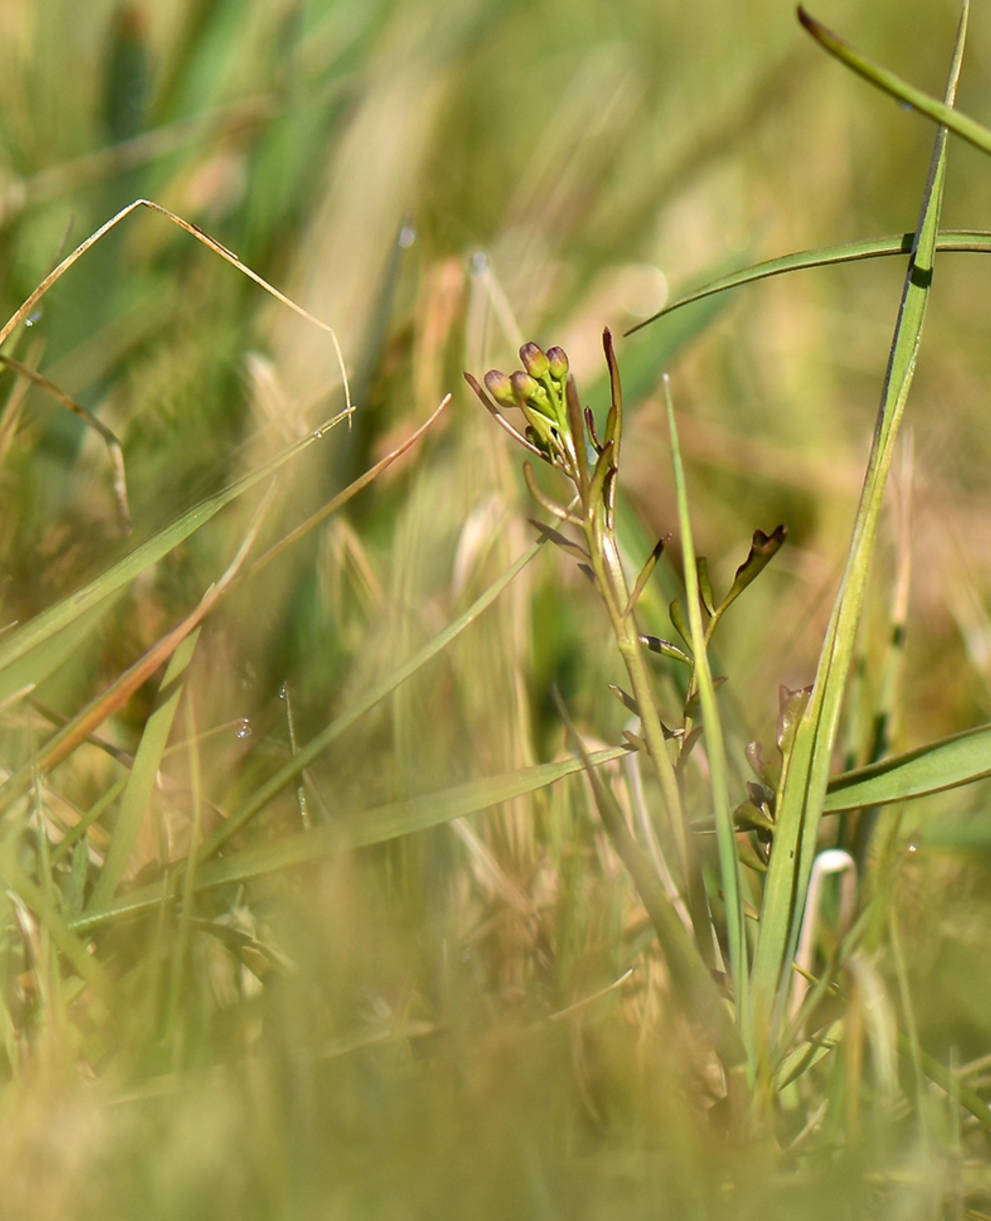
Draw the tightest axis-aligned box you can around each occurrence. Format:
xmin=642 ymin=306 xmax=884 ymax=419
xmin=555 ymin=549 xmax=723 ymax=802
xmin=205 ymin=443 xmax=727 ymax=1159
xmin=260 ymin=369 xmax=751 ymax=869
xmin=3 ymin=1 xmax=991 ymax=1217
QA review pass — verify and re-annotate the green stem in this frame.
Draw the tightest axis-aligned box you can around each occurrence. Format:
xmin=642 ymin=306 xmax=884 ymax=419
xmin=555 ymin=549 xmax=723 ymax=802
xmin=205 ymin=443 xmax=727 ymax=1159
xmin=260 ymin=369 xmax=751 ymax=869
xmin=589 ymin=526 xmax=712 ymax=954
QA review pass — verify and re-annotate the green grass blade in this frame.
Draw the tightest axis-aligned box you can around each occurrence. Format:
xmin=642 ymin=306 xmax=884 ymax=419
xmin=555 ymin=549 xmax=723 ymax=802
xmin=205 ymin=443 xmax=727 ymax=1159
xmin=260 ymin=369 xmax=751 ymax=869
xmin=799 ymin=6 xmax=991 ymax=159
xmin=195 ymin=538 xmax=547 ymax=862
xmin=625 ymin=230 xmax=991 ymax=335
xmin=751 ymin=2 xmax=968 ymax=1053
xmin=87 ymin=629 xmax=201 ymax=912
xmin=0 ymin=413 xmax=347 ymax=708
xmin=0 ymin=850 xmax=115 ymax=1011
xmin=823 ymin=722 xmax=991 ymax=812
xmin=0 ymin=592 xmax=125 ymax=712
xmin=663 ymin=376 xmax=751 ymax=1068
xmin=72 ymin=744 xmax=628 ymax=932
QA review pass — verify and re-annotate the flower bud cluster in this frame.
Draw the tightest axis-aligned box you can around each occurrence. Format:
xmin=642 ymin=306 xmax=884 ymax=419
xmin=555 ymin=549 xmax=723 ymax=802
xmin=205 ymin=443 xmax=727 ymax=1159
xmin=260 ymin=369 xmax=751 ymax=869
xmin=483 ymin=343 xmax=572 ymax=463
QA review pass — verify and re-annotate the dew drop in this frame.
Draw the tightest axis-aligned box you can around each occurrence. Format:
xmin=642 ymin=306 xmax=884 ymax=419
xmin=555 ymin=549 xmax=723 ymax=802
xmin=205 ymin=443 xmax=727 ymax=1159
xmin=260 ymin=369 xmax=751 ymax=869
xmin=312 ymin=427 xmax=324 ymax=439
xmin=470 ymin=251 xmax=488 ymax=274
xmin=398 ymin=224 xmax=416 ymax=249
xmin=24 ymin=309 xmax=42 ymax=327
xmin=278 ymin=683 xmax=287 ymax=700
xmin=235 ymin=718 xmax=253 ymax=740
xmin=905 ymin=836 xmax=920 ymax=856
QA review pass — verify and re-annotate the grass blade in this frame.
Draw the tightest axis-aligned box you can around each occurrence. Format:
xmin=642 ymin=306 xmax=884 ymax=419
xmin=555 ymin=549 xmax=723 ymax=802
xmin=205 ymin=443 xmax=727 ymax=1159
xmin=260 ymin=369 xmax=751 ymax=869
xmin=0 ymin=412 xmax=347 ymax=708
xmin=0 ymin=485 xmax=275 ymax=815
xmin=663 ymin=376 xmax=751 ymax=1068
xmin=823 ymin=721 xmax=991 ymax=812
xmin=625 ymin=230 xmax=991 ymax=336
xmin=73 ymin=744 xmax=630 ymax=932
xmin=86 ymin=630 xmax=201 ymax=911
xmin=195 ymin=537 xmax=547 ymax=861
xmin=751 ymin=1 xmax=968 ymax=1054
xmin=798 ymin=6 xmax=991 ymax=159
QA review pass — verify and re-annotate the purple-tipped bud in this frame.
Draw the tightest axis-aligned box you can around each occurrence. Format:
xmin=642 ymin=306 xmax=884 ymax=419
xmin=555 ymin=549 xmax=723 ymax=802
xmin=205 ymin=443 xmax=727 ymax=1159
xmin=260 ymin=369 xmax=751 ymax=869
xmin=519 ymin=342 xmax=549 ymax=379
xmin=546 ymin=346 xmax=569 ymax=381
xmin=510 ymin=370 xmax=541 ymax=404
xmin=484 ymin=369 xmax=516 ymax=408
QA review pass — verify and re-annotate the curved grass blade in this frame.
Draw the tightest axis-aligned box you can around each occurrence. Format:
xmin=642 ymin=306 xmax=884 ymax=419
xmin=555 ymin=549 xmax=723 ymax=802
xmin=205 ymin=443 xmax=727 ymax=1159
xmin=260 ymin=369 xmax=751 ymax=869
xmin=799 ymin=6 xmax=991 ymax=159
xmin=625 ymin=230 xmax=991 ymax=336
xmin=72 ymin=744 xmax=629 ymax=933
xmin=0 ymin=199 xmax=352 ymax=418
xmin=751 ymin=1 xmax=969 ymax=1055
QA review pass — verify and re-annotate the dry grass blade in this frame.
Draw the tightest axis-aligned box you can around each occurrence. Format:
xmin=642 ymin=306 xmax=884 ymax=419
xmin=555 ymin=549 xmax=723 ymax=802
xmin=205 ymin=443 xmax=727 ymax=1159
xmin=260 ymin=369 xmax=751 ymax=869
xmin=0 ymin=197 xmax=352 ymax=416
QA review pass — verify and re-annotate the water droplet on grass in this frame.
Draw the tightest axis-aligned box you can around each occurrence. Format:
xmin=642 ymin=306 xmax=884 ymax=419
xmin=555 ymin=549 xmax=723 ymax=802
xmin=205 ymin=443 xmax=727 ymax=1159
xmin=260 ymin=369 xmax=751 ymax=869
xmin=398 ymin=224 xmax=416 ymax=248
xmin=235 ymin=718 xmax=253 ymax=740
xmin=24 ymin=309 xmax=42 ymax=327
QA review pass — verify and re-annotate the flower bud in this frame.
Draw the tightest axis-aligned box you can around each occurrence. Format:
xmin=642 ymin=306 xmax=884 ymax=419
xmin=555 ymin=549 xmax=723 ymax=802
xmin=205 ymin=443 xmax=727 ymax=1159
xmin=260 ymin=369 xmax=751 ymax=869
xmin=519 ymin=342 xmax=549 ymax=380
xmin=546 ymin=346 xmax=569 ymax=381
xmin=483 ymin=369 xmax=516 ymax=408
xmin=510 ymin=370 xmax=542 ymax=405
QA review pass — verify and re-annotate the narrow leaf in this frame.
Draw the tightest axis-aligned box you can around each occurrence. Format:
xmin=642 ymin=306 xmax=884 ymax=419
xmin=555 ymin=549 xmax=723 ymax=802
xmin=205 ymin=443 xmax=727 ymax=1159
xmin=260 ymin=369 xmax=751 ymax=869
xmin=72 ymin=744 xmax=630 ymax=931
xmin=823 ymin=721 xmax=991 ymax=812
xmin=663 ymin=376 xmax=751 ymax=1065
xmin=625 ymin=230 xmax=991 ymax=336
xmin=528 ymin=518 xmax=591 ymax=563
xmin=697 ymin=556 xmax=715 ymax=616
xmin=624 ymin=537 xmax=667 ymax=619
xmin=720 ymin=526 xmax=788 ymax=613
xmin=751 ymin=2 xmax=968 ymax=1049
xmin=640 ymin=635 xmax=693 ymax=666
xmin=798 ymin=5 xmax=991 ymax=158
xmin=668 ymin=598 xmax=692 ymax=652
xmin=87 ymin=629 xmax=201 ymax=911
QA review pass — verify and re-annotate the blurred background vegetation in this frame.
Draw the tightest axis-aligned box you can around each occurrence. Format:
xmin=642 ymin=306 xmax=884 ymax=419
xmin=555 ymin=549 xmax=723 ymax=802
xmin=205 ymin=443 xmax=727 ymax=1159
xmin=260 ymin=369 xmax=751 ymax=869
xmin=2 ymin=0 xmax=991 ymax=1215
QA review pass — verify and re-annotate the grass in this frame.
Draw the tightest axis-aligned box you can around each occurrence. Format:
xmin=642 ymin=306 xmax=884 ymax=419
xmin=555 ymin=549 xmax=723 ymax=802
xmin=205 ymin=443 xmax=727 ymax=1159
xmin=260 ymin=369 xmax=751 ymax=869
xmin=3 ymin=0 xmax=991 ymax=1215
